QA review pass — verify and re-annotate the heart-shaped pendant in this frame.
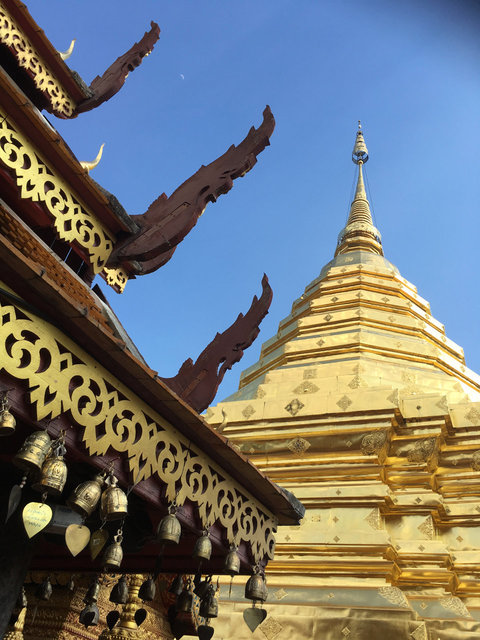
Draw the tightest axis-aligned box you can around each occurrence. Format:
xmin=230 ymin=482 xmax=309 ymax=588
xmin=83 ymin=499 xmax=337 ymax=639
xmin=65 ymin=524 xmax=91 ymax=556
xmin=134 ymin=608 xmax=147 ymax=627
xmin=243 ymin=607 xmax=267 ymax=633
xmin=106 ymin=610 xmax=120 ymax=630
xmin=198 ymin=624 xmax=215 ymax=640
xmin=22 ymin=502 xmax=52 ymax=538
xmin=89 ymin=529 xmax=108 ymax=560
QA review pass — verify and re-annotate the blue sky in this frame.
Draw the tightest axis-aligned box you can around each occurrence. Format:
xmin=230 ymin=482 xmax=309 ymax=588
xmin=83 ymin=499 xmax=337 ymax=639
xmin=29 ymin=0 xmax=480 ymax=401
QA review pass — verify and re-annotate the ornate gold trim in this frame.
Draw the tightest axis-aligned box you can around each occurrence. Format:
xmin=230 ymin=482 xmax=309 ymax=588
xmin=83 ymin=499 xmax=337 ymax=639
xmin=0 ymin=4 xmax=75 ymax=117
xmin=0 ymin=110 xmax=119 ymax=280
xmin=0 ymin=291 xmax=277 ymax=561
xmin=104 ymin=266 xmax=128 ymax=293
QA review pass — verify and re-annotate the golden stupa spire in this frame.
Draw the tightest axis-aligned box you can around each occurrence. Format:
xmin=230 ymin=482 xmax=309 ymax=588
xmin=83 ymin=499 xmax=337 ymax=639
xmin=335 ymin=122 xmax=383 ymax=256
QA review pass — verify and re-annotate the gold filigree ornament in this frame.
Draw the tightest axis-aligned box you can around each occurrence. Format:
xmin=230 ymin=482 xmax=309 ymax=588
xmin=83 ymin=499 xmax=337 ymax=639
xmin=0 ymin=293 xmax=277 ymax=561
xmin=0 ymin=5 xmax=75 ymax=117
xmin=0 ymin=111 xmax=118 ymax=278
xmin=361 ymin=430 xmax=386 ymax=455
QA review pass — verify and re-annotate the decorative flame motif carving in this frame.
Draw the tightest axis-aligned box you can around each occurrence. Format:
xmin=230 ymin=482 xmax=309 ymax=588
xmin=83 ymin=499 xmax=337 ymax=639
xmin=0 ymin=111 xmax=115 ymax=276
xmin=361 ymin=430 xmax=387 ymax=455
xmin=109 ymin=107 xmax=275 ymax=273
xmin=0 ymin=5 xmax=75 ymax=117
xmin=161 ymin=275 xmax=272 ymax=413
xmin=0 ymin=293 xmax=277 ymax=562
xmin=407 ymin=438 xmax=436 ymax=463
xmin=76 ymin=22 xmax=160 ymax=114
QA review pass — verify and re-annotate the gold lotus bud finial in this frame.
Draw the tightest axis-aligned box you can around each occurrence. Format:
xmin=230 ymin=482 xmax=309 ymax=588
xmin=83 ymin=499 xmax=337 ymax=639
xmin=58 ymin=39 xmax=76 ymax=61
xmin=80 ymin=143 xmax=105 ymax=173
xmin=352 ymin=120 xmax=368 ymax=165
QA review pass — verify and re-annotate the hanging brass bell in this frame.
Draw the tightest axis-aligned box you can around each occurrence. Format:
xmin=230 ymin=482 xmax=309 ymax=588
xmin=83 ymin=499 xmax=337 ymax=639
xmin=100 ymin=476 xmax=128 ymax=521
xmin=199 ymin=590 xmax=218 ymax=619
xmin=79 ymin=603 xmax=99 ymax=628
xmin=35 ymin=576 xmax=53 ymax=601
xmin=67 ymin=473 xmax=104 ymax=518
xmin=176 ymin=588 xmax=193 ymax=613
xmin=138 ymin=576 xmax=156 ymax=601
xmin=194 ymin=575 xmax=212 ymax=599
xmin=193 ymin=533 xmax=212 ymax=561
xmin=110 ymin=576 xmax=128 ymax=604
xmin=0 ymin=408 xmax=15 ymax=437
xmin=13 ymin=431 xmax=52 ymax=473
xmin=83 ymin=580 xmax=100 ymax=604
xmin=224 ymin=547 xmax=240 ymax=576
xmin=245 ymin=572 xmax=268 ymax=602
xmin=32 ymin=452 xmax=68 ymax=496
xmin=156 ymin=513 xmax=181 ymax=545
xmin=103 ymin=532 xmax=124 ymax=570
xmin=168 ymin=574 xmax=184 ymax=596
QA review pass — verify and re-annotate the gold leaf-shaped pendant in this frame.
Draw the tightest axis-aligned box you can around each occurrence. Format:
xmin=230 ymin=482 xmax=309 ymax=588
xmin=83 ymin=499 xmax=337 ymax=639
xmin=89 ymin=529 xmax=108 ymax=560
xmin=22 ymin=502 xmax=52 ymax=538
xmin=65 ymin=524 xmax=91 ymax=556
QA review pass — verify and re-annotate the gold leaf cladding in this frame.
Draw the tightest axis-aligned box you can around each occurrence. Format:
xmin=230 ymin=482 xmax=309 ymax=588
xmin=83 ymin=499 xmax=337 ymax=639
xmin=304 ymin=369 xmax=317 ymax=379
xmin=242 ymin=405 xmax=256 ymax=419
xmin=377 ymin=586 xmax=409 ymax=608
xmin=348 ymin=375 xmax=365 ymax=389
xmin=255 ymin=387 xmax=266 ymax=399
xmin=0 ymin=112 xmax=115 ymax=277
xmin=465 ymin=407 xmax=480 ymax=424
xmin=439 ymin=595 xmax=471 ymax=618
xmin=387 ymin=389 xmax=399 ymax=405
xmin=337 ymin=395 xmax=352 ymax=411
xmin=365 ymin=508 xmax=383 ymax=530
xmin=417 ymin=516 xmax=434 ymax=540
xmin=436 ymin=396 xmax=448 ymax=412
xmin=361 ymin=430 xmax=386 ymax=455
xmin=0 ymin=296 xmax=277 ymax=562
xmin=285 ymin=398 xmax=304 ymax=416
xmin=273 ymin=588 xmax=287 ymax=600
xmin=341 ymin=628 xmax=351 ymax=637
xmin=410 ymin=623 xmax=427 ymax=640
xmin=260 ymin=617 xmax=283 ymax=640
xmin=407 ymin=438 xmax=436 ymax=463
xmin=287 ymin=437 xmax=311 ymax=456
xmin=471 ymin=450 xmax=480 ymax=471
xmin=293 ymin=381 xmax=319 ymax=395
xmin=0 ymin=7 xmax=75 ymax=117
xmin=317 ymin=338 xmax=325 ymax=347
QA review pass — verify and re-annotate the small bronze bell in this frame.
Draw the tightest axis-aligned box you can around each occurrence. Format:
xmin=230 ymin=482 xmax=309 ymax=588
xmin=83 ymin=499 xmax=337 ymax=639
xmin=0 ymin=408 xmax=15 ymax=437
xmin=224 ymin=547 xmax=240 ymax=576
xmin=138 ymin=576 xmax=156 ymax=601
xmin=193 ymin=532 xmax=212 ymax=561
xmin=156 ymin=512 xmax=181 ymax=545
xmin=68 ymin=473 xmax=104 ymax=518
xmin=83 ymin=579 xmax=100 ymax=604
xmin=35 ymin=576 xmax=53 ymax=601
xmin=194 ymin=575 xmax=212 ymax=599
xmin=103 ymin=531 xmax=124 ymax=570
xmin=176 ymin=588 xmax=193 ymax=613
xmin=14 ymin=431 xmax=52 ymax=473
xmin=168 ymin=574 xmax=184 ymax=596
xmin=32 ymin=444 xmax=68 ymax=496
xmin=110 ymin=576 xmax=128 ymax=604
xmin=199 ymin=590 xmax=218 ymax=619
xmin=245 ymin=572 xmax=268 ymax=603
xmin=79 ymin=603 xmax=99 ymax=628
xmin=100 ymin=475 xmax=128 ymax=521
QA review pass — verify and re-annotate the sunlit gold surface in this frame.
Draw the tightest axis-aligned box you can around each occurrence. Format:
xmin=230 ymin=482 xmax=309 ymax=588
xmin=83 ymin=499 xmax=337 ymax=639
xmin=0 ymin=3 xmax=76 ymax=117
xmin=207 ymin=130 xmax=480 ymax=637
xmin=0 ymin=283 xmax=277 ymax=562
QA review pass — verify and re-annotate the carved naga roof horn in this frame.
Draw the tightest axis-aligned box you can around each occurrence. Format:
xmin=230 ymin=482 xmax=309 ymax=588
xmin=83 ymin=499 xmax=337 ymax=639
xmin=160 ymin=274 xmax=273 ymax=412
xmin=108 ymin=106 xmax=275 ymax=275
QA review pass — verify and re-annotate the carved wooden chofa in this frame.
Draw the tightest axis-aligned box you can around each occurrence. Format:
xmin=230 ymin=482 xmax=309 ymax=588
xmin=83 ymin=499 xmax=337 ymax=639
xmin=161 ymin=274 xmax=273 ymax=412
xmin=108 ymin=105 xmax=276 ymax=275
xmin=74 ymin=21 xmax=160 ymax=114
